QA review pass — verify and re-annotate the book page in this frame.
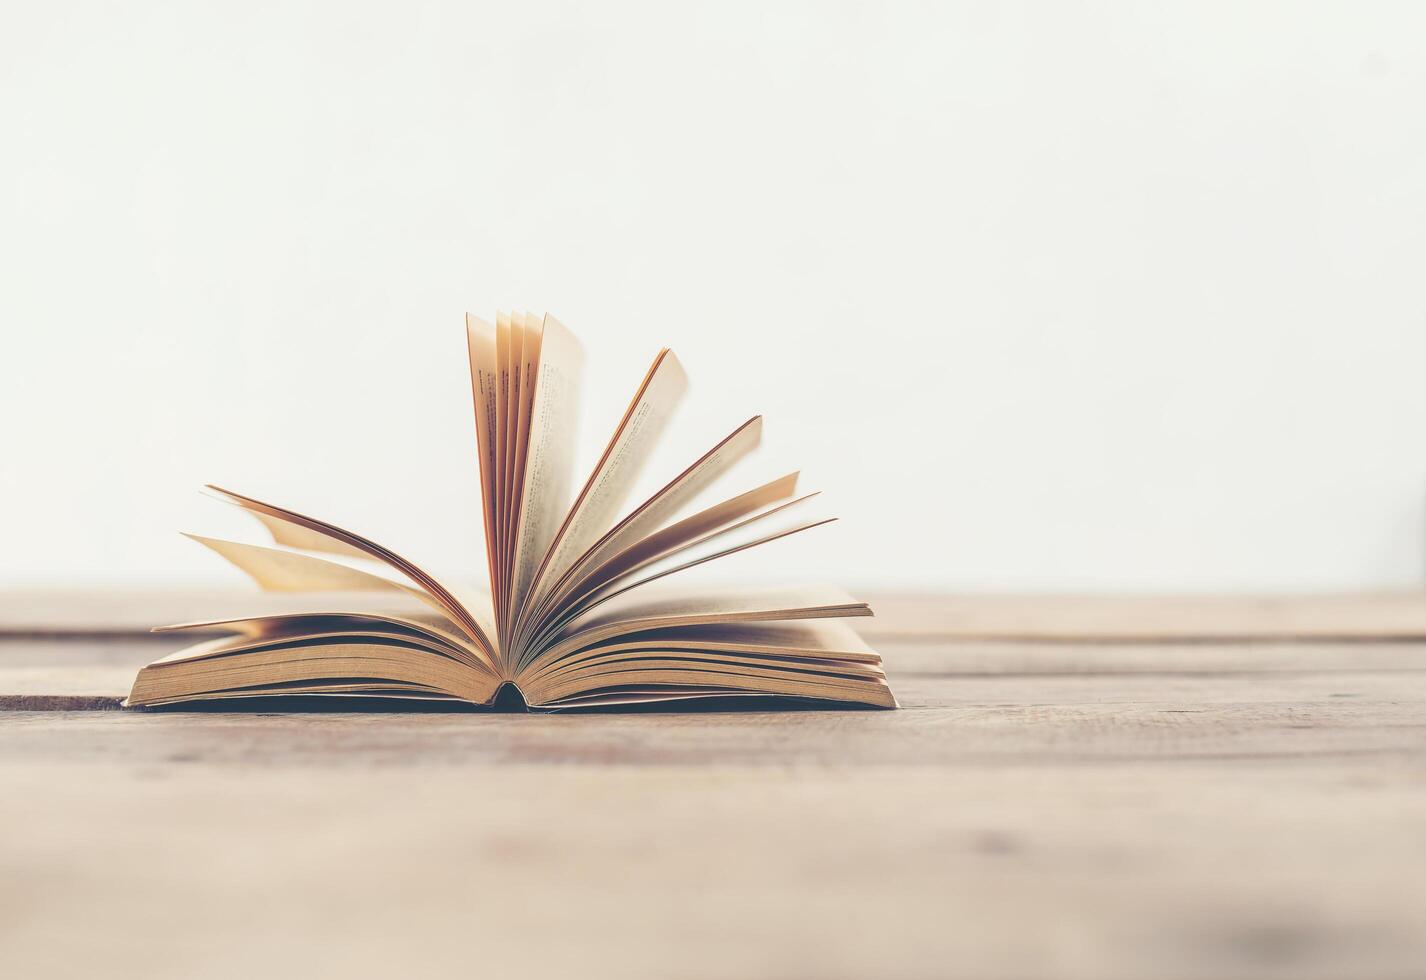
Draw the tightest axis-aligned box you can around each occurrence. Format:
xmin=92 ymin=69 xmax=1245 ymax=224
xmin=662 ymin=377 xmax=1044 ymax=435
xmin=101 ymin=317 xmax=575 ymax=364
xmin=492 ymin=312 xmax=512 ymax=617
xmin=465 ymin=315 xmax=500 ymax=588
xmin=521 ymin=348 xmax=688 ymax=638
xmin=508 ymin=314 xmax=585 ymax=620
xmin=500 ymin=313 xmax=526 ymax=601
xmin=527 ymin=491 xmax=823 ymax=647
xmin=544 ymin=470 xmax=799 ymax=618
xmin=184 ymin=533 xmax=433 ymax=604
xmin=531 ymin=665 xmax=894 ymax=709
xmin=150 ymin=621 xmax=465 ymax=667
xmin=240 ymin=507 xmax=373 ymax=561
xmin=526 ymin=416 xmax=764 ymax=626
xmin=184 ymin=533 xmax=500 ymax=675
xmin=522 ymin=583 xmax=870 ymax=674
xmin=507 ymin=313 xmax=542 ymax=613
xmin=558 ymin=582 xmax=867 ymax=632
xmin=579 ymin=512 xmax=835 ymax=613
xmin=155 ymin=606 xmax=486 ymax=657
xmin=204 ymin=486 xmax=497 ymax=658
xmin=536 ymin=621 xmax=883 ymax=677
xmin=129 ymin=642 xmax=498 ymax=707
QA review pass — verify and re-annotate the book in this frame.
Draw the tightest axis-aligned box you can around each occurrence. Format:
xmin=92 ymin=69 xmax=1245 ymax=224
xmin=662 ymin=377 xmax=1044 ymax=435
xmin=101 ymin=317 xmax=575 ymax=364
xmin=127 ymin=312 xmax=897 ymax=711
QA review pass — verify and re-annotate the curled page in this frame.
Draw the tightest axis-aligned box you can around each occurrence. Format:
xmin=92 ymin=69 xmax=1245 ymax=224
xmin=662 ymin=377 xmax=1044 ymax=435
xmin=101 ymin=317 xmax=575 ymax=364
xmin=178 ymin=535 xmax=500 ymax=676
xmin=508 ymin=314 xmax=585 ymax=625
xmin=204 ymin=485 xmax=497 ymax=659
xmin=520 ymin=348 xmax=688 ymax=638
xmin=517 ymin=416 xmax=766 ymax=644
xmin=465 ymin=315 xmax=500 ymax=587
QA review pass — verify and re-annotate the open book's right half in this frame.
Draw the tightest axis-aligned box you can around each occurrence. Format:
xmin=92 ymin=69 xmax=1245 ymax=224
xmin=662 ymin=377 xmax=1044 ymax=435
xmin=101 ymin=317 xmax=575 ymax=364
xmin=127 ymin=312 xmax=897 ymax=711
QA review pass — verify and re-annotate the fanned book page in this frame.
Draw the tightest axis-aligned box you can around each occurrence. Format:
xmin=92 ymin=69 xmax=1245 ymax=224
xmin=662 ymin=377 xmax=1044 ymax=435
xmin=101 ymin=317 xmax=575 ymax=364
xmin=127 ymin=312 xmax=897 ymax=711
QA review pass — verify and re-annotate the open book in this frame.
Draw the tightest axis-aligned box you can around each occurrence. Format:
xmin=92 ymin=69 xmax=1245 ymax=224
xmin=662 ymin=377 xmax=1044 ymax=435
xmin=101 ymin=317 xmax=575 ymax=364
xmin=127 ymin=313 xmax=896 ymax=711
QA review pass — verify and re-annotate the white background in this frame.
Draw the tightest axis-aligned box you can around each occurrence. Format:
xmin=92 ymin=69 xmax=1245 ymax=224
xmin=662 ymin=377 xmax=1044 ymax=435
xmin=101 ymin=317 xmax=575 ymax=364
xmin=3 ymin=1 xmax=1425 ymax=591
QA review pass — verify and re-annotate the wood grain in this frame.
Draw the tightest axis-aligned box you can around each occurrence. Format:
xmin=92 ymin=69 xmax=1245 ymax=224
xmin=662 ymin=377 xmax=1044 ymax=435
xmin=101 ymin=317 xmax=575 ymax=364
xmin=2 ymin=591 xmax=1424 ymax=980
xmin=8 ymin=587 xmax=1426 ymax=639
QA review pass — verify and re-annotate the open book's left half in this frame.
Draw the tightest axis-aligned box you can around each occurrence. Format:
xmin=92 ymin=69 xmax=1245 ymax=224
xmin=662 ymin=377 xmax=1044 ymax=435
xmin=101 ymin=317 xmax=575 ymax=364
xmin=128 ymin=312 xmax=896 ymax=711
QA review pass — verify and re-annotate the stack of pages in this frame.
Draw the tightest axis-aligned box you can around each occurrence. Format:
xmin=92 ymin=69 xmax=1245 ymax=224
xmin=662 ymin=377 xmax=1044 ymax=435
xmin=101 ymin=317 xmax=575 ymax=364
xmin=128 ymin=313 xmax=896 ymax=711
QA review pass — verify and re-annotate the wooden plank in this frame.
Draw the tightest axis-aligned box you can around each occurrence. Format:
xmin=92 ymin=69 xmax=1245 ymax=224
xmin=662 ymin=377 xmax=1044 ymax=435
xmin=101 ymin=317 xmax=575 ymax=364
xmin=884 ymin=640 xmax=1426 ymax=676
xmin=4 ymin=594 xmax=1425 ymax=979
xmin=2 ymin=715 xmax=1423 ymax=979
xmin=3 ymin=634 xmax=1424 ymax=712
xmin=866 ymin=591 xmax=1426 ymax=641
xmin=0 ymin=588 xmax=351 ymax=637
xmin=0 ymin=637 xmax=158 ymax=710
xmin=8 ymin=588 xmax=1426 ymax=640
xmin=1 ymin=666 xmax=1423 ymax=765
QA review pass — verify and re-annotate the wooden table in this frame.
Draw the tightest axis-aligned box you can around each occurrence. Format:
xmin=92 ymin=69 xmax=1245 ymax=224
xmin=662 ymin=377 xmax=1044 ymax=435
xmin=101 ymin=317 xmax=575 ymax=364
xmin=3 ymin=591 xmax=1425 ymax=980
